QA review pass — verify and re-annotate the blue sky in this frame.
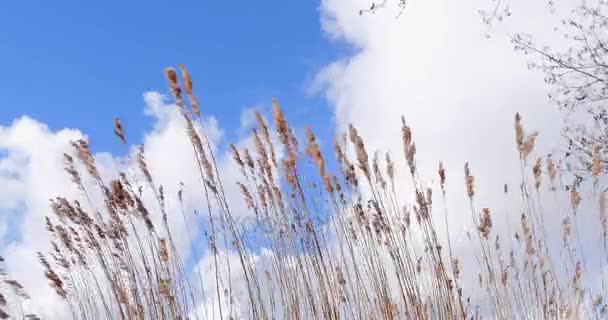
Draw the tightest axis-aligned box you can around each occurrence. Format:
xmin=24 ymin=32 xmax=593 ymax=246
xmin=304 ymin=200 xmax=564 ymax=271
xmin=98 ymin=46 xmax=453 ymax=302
xmin=0 ymin=1 xmax=344 ymax=153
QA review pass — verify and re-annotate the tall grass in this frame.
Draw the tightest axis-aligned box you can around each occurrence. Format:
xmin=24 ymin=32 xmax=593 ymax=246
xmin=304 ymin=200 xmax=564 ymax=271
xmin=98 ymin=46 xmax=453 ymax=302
xmin=3 ymin=66 xmax=608 ymax=319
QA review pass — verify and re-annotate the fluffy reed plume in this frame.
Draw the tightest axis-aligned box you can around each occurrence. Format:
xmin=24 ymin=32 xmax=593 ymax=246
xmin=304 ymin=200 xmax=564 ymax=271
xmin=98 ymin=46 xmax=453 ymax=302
xmin=438 ymin=161 xmax=446 ymax=189
xmin=305 ymin=127 xmax=332 ymax=193
xmin=230 ymin=144 xmax=244 ymax=168
xmin=137 ymin=146 xmax=153 ymax=184
xmin=401 ymin=117 xmax=417 ymax=175
xmin=178 ymin=64 xmax=200 ymax=119
xmin=570 ymin=183 xmax=582 ymax=213
xmin=114 ymin=117 xmax=126 ymax=144
xmin=349 ymin=124 xmax=370 ymax=179
xmin=533 ymin=158 xmax=542 ymax=191
xmin=72 ymin=139 xmax=101 ymax=182
xmin=164 ymin=67 xmax=182 ymax=108
xmin=63 ymin=153 xmax=82 ymax=188
xmin=464 ymin=162 xmax=475 ymax=199
xmin=272 ymin=99 xmax=290 ymax=151
xmin=256 ymin=111 xmax=277 ymax=167
xmin=4 ymin=68 xmax=604 ymax=320
xmin=478 ymin=208 xmax=492 ymax=240
xmin=515 ymin=112 xmax=538 ymax=160
xmin=515 ymin=113 xmax=524 ymax=152
xmin=546 ymin=156 xmax=557 ymax=191
xmin=385 ymin=152 xmax=394 ymax=182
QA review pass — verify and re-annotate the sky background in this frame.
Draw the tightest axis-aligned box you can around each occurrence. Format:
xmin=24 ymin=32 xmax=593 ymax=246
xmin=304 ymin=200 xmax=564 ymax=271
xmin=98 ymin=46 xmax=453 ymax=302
xmin=0 ymin=0 xmax=339 ymax=153
xmin=0 ymin=0 xmax=598 ymax=317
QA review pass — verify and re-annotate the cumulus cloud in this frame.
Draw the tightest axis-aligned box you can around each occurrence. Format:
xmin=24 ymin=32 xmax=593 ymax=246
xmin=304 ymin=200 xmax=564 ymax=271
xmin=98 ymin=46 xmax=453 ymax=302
xmin=0 ymin=91 xmax=260 ymax=317
xmin=314 ymin=0 xmax=606 ymax=303
xmin=315 ymin=0 xmax=568 ymax=238
xmin=0 ymin=117 xmax=85 ymax=316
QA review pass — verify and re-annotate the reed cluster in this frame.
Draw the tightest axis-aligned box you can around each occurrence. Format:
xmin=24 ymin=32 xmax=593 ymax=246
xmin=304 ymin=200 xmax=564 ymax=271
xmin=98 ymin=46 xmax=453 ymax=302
xmin=5 ymin=66 xmax=608 ymax=319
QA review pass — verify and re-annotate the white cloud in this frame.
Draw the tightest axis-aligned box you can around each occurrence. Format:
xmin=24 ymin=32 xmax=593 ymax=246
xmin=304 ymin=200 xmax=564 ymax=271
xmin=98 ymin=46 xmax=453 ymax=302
xmin=315 ymin=0 xmax=606 ymax=310
xmin=315 ymin=0 xmax=568 ymax=235
xmin=0 ymin=117 xmax=84 ymax=316
xmin=0 ymin=92 xmax=260 ymax=317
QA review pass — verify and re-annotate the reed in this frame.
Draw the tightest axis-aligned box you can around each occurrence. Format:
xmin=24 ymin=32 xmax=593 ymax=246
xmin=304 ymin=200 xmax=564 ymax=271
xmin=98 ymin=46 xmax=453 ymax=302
xmin=4 ymin=66 xmax=607 ymax=319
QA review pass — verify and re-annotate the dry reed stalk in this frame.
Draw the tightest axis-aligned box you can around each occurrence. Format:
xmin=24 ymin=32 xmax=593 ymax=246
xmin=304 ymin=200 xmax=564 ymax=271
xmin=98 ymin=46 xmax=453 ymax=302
xmin=16 ymin=68 xmax=607 ymax=320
